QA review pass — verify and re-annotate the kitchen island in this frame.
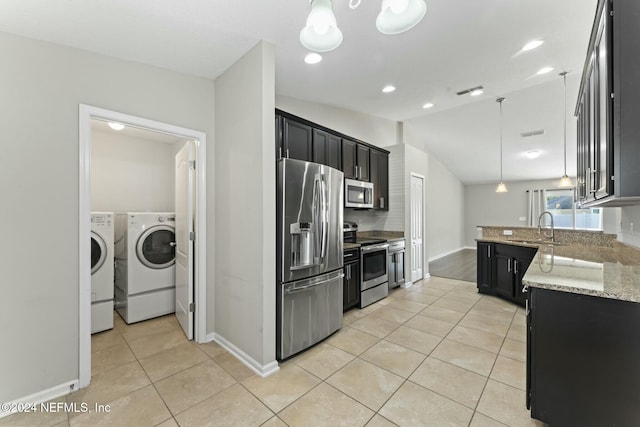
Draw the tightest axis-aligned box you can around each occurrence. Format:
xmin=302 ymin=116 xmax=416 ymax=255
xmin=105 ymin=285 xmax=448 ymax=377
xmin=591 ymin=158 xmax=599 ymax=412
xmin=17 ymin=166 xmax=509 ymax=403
xmin=522 ymin=241 xmax=640 ymax=426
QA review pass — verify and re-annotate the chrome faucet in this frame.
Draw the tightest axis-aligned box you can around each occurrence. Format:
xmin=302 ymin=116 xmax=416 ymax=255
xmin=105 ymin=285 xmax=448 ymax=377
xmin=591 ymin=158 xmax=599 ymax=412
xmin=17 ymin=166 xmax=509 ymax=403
xmin=537 ymin=211 xmax=555 ymax=242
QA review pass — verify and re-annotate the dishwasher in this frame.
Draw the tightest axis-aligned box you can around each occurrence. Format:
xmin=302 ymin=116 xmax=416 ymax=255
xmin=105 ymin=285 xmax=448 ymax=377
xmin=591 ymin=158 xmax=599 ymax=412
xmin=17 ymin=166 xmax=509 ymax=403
xmin=388 ymin=239 xmax=405 ymax=289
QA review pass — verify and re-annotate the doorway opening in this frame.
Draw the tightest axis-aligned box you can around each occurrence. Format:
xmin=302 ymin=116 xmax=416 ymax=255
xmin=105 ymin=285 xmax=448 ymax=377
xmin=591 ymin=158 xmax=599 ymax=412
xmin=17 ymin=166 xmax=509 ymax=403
xmin=79 ymin=105 xmax=207 ymax=389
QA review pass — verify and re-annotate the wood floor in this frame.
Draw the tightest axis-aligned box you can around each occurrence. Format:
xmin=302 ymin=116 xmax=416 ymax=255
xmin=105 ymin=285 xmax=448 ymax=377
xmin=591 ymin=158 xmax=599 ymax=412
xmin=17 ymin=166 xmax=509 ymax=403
xmin=429 ymin=249 xmax=477 ymax=282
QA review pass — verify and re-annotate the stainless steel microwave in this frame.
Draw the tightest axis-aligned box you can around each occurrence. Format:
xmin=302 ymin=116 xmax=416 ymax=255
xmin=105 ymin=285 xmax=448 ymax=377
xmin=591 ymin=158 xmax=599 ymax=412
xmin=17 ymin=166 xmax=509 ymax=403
xmin=344 ymin=178 xmax=374 ymax=208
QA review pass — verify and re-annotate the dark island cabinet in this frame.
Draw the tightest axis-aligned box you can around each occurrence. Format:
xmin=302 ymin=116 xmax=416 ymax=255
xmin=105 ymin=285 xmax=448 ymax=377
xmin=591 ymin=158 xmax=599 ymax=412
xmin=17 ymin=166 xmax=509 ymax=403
xmin=343 ymin=248 xmax=360 ymax=311
xmin=370 ymin=149 xmax=389 ymax=210
xmin=527 ymin=287 xmax=640 ymax=426
xmin=476 ymin=242 xmax=494 ymax=292
xmin=576 ymin=0 xmax=640 ymax=207
xmin=312 ymin=129 xmax=341 ymax=170
xmin=342 ymin=138 xmax=370 ymax=181
xmin=477 ymin=242 xmax=535 ymax=306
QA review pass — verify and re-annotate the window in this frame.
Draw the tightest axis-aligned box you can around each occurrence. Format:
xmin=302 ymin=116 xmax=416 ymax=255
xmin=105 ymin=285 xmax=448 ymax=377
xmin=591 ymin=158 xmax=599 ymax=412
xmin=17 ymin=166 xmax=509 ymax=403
xmin=544 ymin=188 xmax=602 ymax=230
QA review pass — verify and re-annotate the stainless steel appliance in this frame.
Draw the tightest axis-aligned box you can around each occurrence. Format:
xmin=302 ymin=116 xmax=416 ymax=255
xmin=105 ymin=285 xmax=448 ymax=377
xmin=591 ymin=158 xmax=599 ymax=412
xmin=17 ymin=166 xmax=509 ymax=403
xmin=277 ymin=158 xmax=344 ymax=360
xmin=344 ymin=178 xmax=374 ymax=209
xmin=388 ymin=240 xmax=406 ymax=289
xmin=343 ymin=223 xmax=389 ymax=308
xmin=359 ymin=240 xmax=389 ymax=307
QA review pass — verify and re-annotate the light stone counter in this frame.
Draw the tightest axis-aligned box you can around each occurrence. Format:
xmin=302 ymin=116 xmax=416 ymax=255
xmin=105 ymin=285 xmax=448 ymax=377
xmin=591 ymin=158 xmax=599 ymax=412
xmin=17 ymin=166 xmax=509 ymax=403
xmin=522 ymin=243 xmax=640 ymax=303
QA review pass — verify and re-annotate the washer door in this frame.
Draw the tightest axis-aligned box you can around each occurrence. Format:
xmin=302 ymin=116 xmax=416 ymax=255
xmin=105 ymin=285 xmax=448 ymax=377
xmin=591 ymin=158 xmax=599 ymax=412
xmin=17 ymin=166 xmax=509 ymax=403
xmin=91 ymin=231 xmax=107 ymax=275
xmin=136 ymin=225 xmax=176 ymax=269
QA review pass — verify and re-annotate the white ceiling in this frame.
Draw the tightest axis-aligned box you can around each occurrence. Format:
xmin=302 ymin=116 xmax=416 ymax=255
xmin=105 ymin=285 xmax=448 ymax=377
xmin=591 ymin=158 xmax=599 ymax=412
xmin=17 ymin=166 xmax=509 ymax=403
xmin=0 ymin=0 xmax=598 ymax=183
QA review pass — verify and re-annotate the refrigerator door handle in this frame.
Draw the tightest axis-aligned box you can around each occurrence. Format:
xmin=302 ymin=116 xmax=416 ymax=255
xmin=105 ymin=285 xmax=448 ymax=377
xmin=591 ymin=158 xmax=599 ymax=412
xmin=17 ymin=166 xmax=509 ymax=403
xmin=284 ymin=273 xmax=345 ymax=294
xmin=320 ymin=176 xmax=328 ymax=260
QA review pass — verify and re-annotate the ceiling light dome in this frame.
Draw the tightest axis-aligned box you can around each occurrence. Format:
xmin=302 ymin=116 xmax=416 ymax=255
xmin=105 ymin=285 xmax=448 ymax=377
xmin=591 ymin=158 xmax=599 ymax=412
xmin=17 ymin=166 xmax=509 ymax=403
xmin=300 ymin=0 xmax=343 ymax=52
xmin=376 ymin=0 xmax=427 ymax=35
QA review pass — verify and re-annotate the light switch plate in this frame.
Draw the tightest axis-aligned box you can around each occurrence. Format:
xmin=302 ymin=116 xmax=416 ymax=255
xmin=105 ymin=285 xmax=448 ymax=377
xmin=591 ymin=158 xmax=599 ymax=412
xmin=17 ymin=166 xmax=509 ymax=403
xmin=503 ymin=230 xmax=513 ymax=236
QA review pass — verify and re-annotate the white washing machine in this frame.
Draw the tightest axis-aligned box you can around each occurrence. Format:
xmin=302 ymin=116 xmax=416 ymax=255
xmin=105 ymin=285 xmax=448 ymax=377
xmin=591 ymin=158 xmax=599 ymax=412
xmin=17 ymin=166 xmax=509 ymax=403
xmin=115 ymin=212 xmax=176 ymax=324
xmin=91 ymin=212 xmax=114 ymax=334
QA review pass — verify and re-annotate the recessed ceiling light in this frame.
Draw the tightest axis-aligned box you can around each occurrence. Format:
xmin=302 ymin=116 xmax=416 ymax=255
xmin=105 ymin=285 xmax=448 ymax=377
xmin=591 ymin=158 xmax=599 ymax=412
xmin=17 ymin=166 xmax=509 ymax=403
xmin=422 ymin=102 xmax=434 ymax=109
xmin=304 ymin=53 xmax=322 ymax=64
xmin=522 ymin=40 xmax=544 ymax=51
xmin=537 ymin=67 xmax=554 ymax=75
xmin=108 ymin=122 xmax=125 ymax=131
xmin=470 ymin=89 xmax=484 ymax=96
xmin=382 ymin=85 xmax=396 ymax=93
xmin=526 ymin=150 xmax=541 ymax=159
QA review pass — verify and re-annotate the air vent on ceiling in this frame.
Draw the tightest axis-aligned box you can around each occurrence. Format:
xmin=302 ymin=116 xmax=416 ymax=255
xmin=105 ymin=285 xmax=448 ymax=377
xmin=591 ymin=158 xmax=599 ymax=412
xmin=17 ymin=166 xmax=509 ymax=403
xmin=456 ymin=85 xmax=484 ymax=96
xmin=520 ymin=129 xmax=546 ymax=138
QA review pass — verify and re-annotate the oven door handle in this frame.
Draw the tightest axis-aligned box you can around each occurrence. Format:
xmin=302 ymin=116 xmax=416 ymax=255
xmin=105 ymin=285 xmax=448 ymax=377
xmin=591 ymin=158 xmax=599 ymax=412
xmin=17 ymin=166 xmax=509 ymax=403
xmin=360 ymin=244 xmax=389 ymax=254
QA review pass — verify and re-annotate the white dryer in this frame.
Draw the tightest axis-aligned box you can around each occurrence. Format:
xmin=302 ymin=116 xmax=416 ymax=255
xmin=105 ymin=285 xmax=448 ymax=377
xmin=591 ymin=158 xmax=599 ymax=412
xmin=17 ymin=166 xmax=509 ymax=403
xmin=115 ymin=212 xmax=176 ymax=324
xmin=91 ymin=212 xmax=114 ymax=334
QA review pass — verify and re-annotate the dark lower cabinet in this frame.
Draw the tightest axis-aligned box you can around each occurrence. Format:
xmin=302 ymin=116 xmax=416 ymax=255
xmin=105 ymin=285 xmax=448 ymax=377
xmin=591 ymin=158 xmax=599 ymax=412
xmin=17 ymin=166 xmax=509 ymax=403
xmin=343 ymin=249 xmax=360 ymax=311
xmin=476 ymin=242 xmax=494 ymax=291
xmin=477 ymin=242 xmax=535 ymax=306
xmin=528 ymin=287 xmax=640 ymax=426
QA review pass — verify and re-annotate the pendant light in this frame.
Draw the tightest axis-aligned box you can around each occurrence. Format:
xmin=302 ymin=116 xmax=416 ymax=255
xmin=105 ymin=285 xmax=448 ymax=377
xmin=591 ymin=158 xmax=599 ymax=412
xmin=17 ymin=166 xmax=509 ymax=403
xmin=376 ymin=0 xmax=427 ymax=35
xmin=558 ymin=71 xmax=574 ymax=188
xmin=300 ymin=0 xmax=343 ymax=52
xmin=496 ymin=97 xmax=508 ymax=193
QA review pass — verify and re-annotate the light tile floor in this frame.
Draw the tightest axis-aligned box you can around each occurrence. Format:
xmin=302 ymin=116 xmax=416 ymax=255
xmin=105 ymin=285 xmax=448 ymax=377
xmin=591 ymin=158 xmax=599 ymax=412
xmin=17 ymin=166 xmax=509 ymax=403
xmin=0 ymin=277 xmax=546 ymax=427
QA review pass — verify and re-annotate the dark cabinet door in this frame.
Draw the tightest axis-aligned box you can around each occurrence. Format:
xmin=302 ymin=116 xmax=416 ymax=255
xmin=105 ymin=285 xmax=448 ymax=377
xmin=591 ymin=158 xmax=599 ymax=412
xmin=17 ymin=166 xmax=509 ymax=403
xmin=283 ymin=118 xmax=313 ymax=162
xmin=595 ymin=2 xmax=612 ymax=200
xmin=495 ymin=254 xmax=514 ymax=298
xmin=343 ymin=261 xmax=360 ymax=311
xmin=370 ymin=149 xmax=389 ymax=210
xmin=514 ymin=257 xmax=532 ymax=303
xmin=342 ymin=139 xmax=357 ymax=179
xmin=476 ymin=242 xmax=494 ymax=291
xmin=275 ymin=114 xmax=282 ymax=159
xmin=357 ymin=144 xmax=370 ymax=181
xmin=313 ymin=129 xmax=341 ymax=170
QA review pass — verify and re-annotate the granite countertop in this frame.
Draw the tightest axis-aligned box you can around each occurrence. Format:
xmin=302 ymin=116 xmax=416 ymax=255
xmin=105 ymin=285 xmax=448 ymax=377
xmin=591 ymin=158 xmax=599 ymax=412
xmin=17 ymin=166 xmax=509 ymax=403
xmin=343 ymin=230 xmax=405 ymax=251
xmin=344 ymin=242 xmax=360 ymax=250
xmin=476 ymin=236 xmax=640 ymax=303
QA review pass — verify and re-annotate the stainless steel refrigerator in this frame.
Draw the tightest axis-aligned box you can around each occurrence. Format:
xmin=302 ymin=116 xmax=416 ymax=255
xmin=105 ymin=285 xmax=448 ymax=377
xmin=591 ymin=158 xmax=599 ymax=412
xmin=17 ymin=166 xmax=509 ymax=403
xmin=276 ymin=158 xmax=344 ymax=360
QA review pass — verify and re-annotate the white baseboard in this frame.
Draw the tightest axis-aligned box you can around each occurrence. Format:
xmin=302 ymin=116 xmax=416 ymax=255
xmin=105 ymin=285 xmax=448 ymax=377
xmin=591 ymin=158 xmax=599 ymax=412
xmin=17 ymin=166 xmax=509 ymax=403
xmin=423 ymin=273 xmax=431 ymax=279
xmin=0 ymin=380 xmax=79 ymax=419
xmin=463 ymin=245 xmax=477 ymax=250
xmin=428 ymin=247 xmax=467 ymax=263
xmin=207 ymin=333 xmax=280 ymax=378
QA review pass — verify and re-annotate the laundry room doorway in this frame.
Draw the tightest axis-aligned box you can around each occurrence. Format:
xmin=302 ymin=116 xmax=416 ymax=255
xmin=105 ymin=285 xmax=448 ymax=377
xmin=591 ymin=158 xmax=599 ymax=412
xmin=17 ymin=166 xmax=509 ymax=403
xmin=78 ymin=105 xmax=208 ymax=389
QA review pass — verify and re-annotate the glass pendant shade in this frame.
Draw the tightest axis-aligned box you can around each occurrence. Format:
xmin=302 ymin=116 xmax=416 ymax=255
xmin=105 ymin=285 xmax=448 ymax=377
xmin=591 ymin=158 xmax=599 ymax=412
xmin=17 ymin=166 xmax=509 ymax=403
xmin=376 ymin=0 xmax=427 ymax=35
xmin=558 ymin=175 xmax=573 ymax=188
xmin=496 ymin=182 xmax=508 ymax=193
xmin=300 ymin=0 xmax=343 ymax=52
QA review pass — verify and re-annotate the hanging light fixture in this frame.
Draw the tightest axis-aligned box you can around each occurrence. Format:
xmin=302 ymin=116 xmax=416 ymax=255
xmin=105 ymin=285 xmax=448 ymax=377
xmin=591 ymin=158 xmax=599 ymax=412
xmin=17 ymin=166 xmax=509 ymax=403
xmin=558 ymin=71 xmax=574 ymax=188
xmin=376 ymin=0 xmax=427 ymax=35
xmin=496 ymin=97 xmax=508 ymax=193
xmin=300 ymin=0 xmax=426 ymax=52
xmin=300 ymin=0 xmax=343 ymax=52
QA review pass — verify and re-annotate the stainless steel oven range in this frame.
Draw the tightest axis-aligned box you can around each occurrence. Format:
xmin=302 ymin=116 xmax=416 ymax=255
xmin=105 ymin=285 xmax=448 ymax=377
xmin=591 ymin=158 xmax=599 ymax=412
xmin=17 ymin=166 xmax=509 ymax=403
xmin=344 ymin=223 xmax=389 ymax=308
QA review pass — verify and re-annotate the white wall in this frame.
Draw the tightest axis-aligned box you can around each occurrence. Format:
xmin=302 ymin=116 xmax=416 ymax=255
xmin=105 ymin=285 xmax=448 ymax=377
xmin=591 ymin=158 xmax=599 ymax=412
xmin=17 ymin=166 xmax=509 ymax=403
xmin=427 ymin=155 xmax=465 ymax=260
xmin=91 ymin=130 xmax=179 ymax=213
xmin=214 ymin=41 xmax=276 ymax=372
xmin=0 ymin=31 xmax=215 ymax=404
xmin=276 ymin=95 xmax=397 ymax=148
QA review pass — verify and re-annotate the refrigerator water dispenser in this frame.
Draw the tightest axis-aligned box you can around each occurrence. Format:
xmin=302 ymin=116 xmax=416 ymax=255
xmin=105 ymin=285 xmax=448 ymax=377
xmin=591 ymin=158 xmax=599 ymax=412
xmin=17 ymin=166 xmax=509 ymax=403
xmin=290 ymin=222 xmax=315 ymax=270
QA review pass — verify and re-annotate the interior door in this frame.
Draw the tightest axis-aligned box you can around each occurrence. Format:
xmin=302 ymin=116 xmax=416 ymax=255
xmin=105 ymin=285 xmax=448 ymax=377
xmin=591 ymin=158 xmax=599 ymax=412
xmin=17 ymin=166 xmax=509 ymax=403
xmin=175 ymin=141 xmax=195 ymax=339
xmin=410 ymin=175 xmax=424 ymax=282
